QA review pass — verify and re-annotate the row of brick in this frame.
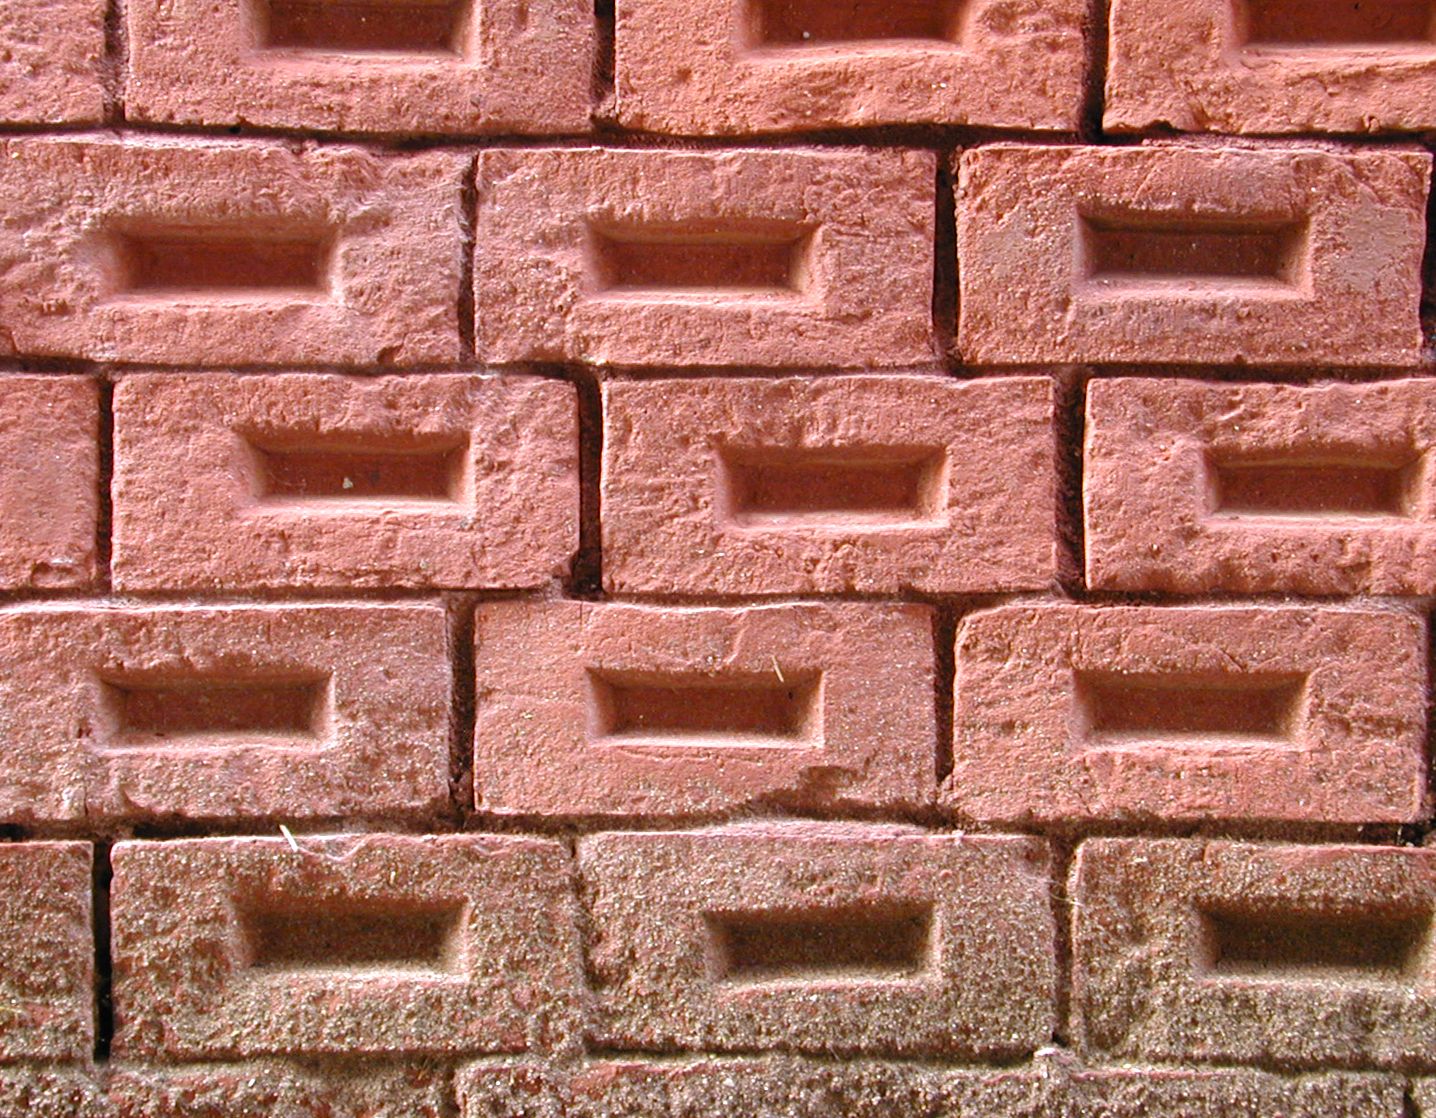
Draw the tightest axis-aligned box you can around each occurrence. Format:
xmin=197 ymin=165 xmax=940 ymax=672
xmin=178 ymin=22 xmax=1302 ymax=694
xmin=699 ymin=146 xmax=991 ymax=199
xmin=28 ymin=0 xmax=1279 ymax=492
xmin=8 ymin=832 xmax=1436 ymax=1066
xmin=1 ymin=1059 xmax=1426 ymax=1118
xmin=0 ymin=139 xmax=1427 ymax=368
xmin=0 ymin=599 xmax=1418 ymax=826
xmin=14 ymin=0 xmax=1436 ymax=137
xmin=28 ymin=373 xmax=1436 ymax=596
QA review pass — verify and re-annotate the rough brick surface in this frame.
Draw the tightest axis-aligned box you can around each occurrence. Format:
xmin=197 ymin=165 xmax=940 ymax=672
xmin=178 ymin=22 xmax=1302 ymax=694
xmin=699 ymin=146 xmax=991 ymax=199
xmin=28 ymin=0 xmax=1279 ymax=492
xmin=0 ymin=0 xmax=104 ymax=124
xmin=0 ymin=376 xmax=98 ymax=591
xmin=957 ymin=144 xmax=1430 ymax=366
xmin=109 ymin=1063 xmax=447 ymax=1117
xmin=943 ymin=603 xmax=1426 ymax=825
xmin=1072 ymin=839 xmax=1436 ymax=1068
xmin=475 ymin=600 xmax=936 ymax=818
xmin=0 ymin=603 xmax=449 ymax=825
xmin=1086 ymin=377 xmax=1436 ymax=596
xmin=110 ymin=834 xmax=581 ymax=1059
xmin=613 ymin=0 xmax=1086 ymax=134
xmin=475 ymin=147 xmax=935 ymax=367
xmin=601 ymin=375 xmax=1056 ymax=596
xmin=580 ymin=824 xmax=1056 ymax=1058
xmin=127 ymin=0 xmax=592 ymax=135
xmin=112 ymin=373 xmax=578 ymax=591
xmin=0 ymin=843 xmax=92 ymax=1063
xmin=1106 ymin=0 xmax=1436 ymax=135
xmin=0 ymin=1072 xmax=108 ymax=1118
xmin=0 ymin=137 xmax=466 ymax=366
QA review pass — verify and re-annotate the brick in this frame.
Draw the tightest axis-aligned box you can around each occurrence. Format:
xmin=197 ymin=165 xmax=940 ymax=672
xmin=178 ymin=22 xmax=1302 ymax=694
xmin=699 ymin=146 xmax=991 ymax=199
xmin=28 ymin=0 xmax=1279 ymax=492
xmin=1106 ymin=0 xmax=1436 ymax=135
xmin=127 ymin=0 xmax=591 ymax=135
xmin=110 ymin=833 xmax=581 ymax=1059
xmin=0 ymin=843 xmax=92 ymax=1063
xmin=1086 ymin=377 xmax=1436 ymax=596
xmin=0 ymin=0 xmax=104 ymax=124
xmin=0 ymin=376 xmax=97 ymax=591
xmin=0 ymin=137 xmax=465 ymax=366
xmin=475 ymin=147 xmax=935 ymax=368
xmin=112 ymin=373 xmax=578 ymax=591
xmin=942 ymin=603 xmax=1426 ymax=825
xmin=1416 ymin=1080 xmax=1436 ymax=1117
xmin=0 ymin=603 xmax=449 ymax=826
xmin=957 ymin=144 xmax=1430 ymax=367
xmin=109 ymin=1063 xmax=446 ymax=1117
xmin=612 ymin=0 xmax=1086 ymax=134
xmin=475 ymin=600 xmax=936 ymax=817
xmin=0 ymin=1071 xmax=107 ymax=1118
xmin=601 ymin=375 xmax=1056 ymax=596
xmin=580 ymin=824 xmax=1056 ymax=1057
xmin=1072 ymin=838 xmax=1436 ymax=1068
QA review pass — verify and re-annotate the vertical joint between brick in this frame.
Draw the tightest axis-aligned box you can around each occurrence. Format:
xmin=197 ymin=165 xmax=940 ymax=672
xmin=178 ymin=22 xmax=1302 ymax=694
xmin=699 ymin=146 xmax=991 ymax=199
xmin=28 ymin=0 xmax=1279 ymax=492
xmin=96 ymin=374 xmax=115 ymax=594
xmin=92 ymin=841 xmax=114 ymax=1063
xmin=446 ymin=593 xmax=477 ymax=823
xmin=933 ymin=154 xmax=958 ymax=369
xmin=593 ymin=0 xmax=617 ymax=120
xmin=457 ymin=154 xmax=479 ymax=362
xmin=566 ymin=368 xmax=604 ymax=599
xmin=1079 ymin=0 xmax=1109 ymax=141
xmin=933 ymin=606 xmax=957 ymax=785
xmin=102 ymin=0 xmax=127 ymax=124
xmin=1054 ymin=367 xmax=1088 ymax=595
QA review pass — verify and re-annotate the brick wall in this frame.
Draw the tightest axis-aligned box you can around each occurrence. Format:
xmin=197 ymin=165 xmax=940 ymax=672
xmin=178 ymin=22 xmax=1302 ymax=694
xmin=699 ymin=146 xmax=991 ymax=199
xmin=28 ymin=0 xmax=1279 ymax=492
xmin=0 ymin=0 xmax=1433 ymax=1115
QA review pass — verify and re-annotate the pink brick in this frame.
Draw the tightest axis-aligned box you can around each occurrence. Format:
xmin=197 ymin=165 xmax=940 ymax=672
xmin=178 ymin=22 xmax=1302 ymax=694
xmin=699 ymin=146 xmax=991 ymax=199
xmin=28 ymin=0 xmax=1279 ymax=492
xmin=0 ymin=137 xmax=465 ymax=366
xmin=943 ymin=603 xmax=1426 ymax=825
xmin=1106 ymin=0 xmax=1436 ymax=134
xmin=0 ymin=1071 xmax=107 ymax=1118
xmin=601 ymin=375 xmax=1056 ymax=596
xmin=0 ymin=604 xmax=448 ymax=826
xmin=0 ymin=843 xmax=92 ymax=1063
xmin=0 ymin=376 xmax=97 ymax=591
xmin=1086 ymin=377 xmax=1436 ymax=595
xmin=475 ymin=600 xmax=936 ymax=817
xmin=111 ymin=834 xmax=581 ymax=1059
xmin=612 ymin=0 xmax=1085 ymax=134
xmin=957 ymin=144 xmax=1430 ymax=366
xmin=1073 ymin=838 xmax=1436 ymax=1068
xmin=0 ymin=0 xmax=104 ymax=124
xmin=476 ymin=147 xmax=935 ymax=368
xmin=110 ymin=1063 xmax=447 ymax=1117
xmin=112 ymin=373 xmax=578 ymax=591
xmin=127 ymin=0 xmax=591 ymax=135
xmin=580 ymin=824 xmax=1056 ymax=1057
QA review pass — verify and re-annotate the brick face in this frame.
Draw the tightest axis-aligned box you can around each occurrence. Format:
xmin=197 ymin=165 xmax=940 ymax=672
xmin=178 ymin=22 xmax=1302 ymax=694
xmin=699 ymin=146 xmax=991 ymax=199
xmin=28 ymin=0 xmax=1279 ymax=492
xmin=0 ymin=0 xmax=104 ymax=124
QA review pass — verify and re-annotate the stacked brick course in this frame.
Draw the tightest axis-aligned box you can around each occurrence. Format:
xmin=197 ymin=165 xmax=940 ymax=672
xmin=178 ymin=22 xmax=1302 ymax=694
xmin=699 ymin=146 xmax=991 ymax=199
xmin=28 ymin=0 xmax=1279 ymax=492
xmin=0 ymin=0 xmax=1433 ymax=1114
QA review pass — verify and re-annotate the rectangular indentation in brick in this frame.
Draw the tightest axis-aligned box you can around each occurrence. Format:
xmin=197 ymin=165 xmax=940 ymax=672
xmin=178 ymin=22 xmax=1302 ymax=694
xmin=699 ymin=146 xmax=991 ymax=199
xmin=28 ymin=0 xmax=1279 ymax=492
xmin=99 ymin=674 xmax=331 ymax=748
xmin=1201 ymin=906 xmax=1432 ymax=982
xmin=245 ymin=434 xmax=470 ymax=508
xmin=1075 ymin=671 xmax=1307 ymax=747
xmin=588 ymin=224 xmax=815 ymax=298
xmin=705 ymin=904 xmax=935 ymax=984
xmin=109 ymin=228 xmax=334 ymax=300
xmin=742 ymin=0 xmax=966 ymax=46
xmin=241 ymin=899 xmax=467 ymax=973
xmin=1079 ymin=214 xmax=1309 ymax=290
xmin=1207 ymin=453 xmax=1421 ymax=519
xmin=718 ymin=445 xmax=947 ymax=528
xmin=252 ymin=0 xmax=472 ymax=54
xmin=588 ymin=670 xmax=822 ymax=748
xmin=1240 ymin=0 xmax=1436 ymax=46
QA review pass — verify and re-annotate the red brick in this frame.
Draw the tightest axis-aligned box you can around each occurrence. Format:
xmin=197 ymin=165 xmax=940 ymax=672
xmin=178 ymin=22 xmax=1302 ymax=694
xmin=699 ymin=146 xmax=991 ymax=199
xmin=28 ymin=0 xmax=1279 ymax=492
xmin=0 ymin=843 xmax=93 ymax=1063
xmin=957 ymin=144 xmax=1430 ymax=367
xmin=1086 ymin=377 xmax=1436 ymax=595
xmin=1416 ymin=1080 xmax=1436 ymax=1117
xmin=0 ymin=1071 xmax=107 ymax=1118
xmin=0 ymin=603 xmax=448 ymax=826
xmin=110 ymin=833 xmax=581 ymax=1059
xmin=109 ymin=1063 xmax=447 ymax=1117
xmin=1072 ymin=838 xmax=1436 ymax=1068
xmin=0 ymin=376 xmax=97 ymax=591
xmin=580 ymin=824 xmax=1056 ymax=1057
xmin=1106 ymin=0 xmax=1436 ymax=135
xmin=0 ymin=137 xmax=465 ymax=366
xmin=475 ymin=600 xmax=936 ymax=818
xmin=127 ymin=0 xmax=591 ymax=135
xmin=475 ymin=147 xmax=935 ymax=368
xmin=601 ymin=375 xmax=1056 ymax=596
xmin=612 ymin=0 xmax=1086 ymax=134
xmin=943 ymin=603 xmax=1426 ymax=825
xmin=0 ymin=0 xmax=104 ymax=124
xmin=112 ymin=373 xmax=578 ymax=591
